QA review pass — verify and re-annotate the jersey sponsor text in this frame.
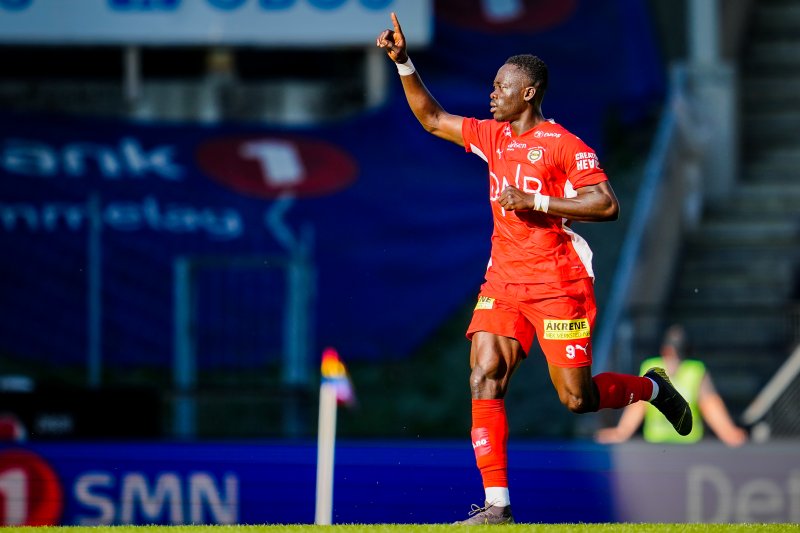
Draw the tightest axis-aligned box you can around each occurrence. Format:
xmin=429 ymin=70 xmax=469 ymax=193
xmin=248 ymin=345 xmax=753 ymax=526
xmin=543 ymin=318 xmax=590 ymax=340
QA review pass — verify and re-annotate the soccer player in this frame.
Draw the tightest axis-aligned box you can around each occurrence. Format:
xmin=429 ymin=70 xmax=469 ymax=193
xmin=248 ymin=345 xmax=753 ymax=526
xmin=377 ymin=13 xmax=693 ymax=525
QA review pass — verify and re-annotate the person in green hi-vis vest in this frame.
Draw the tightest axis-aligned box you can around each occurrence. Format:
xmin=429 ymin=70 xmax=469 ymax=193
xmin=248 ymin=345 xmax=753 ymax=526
xmin=595 ymin=325 xmax=748 ymax=446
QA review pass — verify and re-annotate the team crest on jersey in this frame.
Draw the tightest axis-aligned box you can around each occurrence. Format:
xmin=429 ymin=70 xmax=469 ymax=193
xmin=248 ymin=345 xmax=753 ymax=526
xmin=475 ymin=296 xmax=495 ymax=310
xmin=527 ymin=148 xmax=543 ymax=163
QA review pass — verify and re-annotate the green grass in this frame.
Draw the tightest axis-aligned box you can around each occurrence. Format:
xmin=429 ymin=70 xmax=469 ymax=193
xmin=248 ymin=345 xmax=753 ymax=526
xmin=2 ymin=524 xmax=798 ymax=533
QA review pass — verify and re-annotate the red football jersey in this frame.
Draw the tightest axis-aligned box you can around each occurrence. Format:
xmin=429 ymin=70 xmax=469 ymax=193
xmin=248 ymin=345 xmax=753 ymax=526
xmin=462 ymin=117 xmax=608 ymax=284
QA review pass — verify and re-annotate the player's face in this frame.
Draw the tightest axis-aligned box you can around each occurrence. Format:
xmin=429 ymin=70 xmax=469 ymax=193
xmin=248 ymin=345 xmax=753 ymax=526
xmin=490 ymin=64 xmax=530 ymax=122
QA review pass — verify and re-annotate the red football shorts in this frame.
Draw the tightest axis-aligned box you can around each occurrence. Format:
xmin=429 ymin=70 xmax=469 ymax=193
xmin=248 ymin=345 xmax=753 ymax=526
xmin=466 ymin=277 xmax=597 ymax=368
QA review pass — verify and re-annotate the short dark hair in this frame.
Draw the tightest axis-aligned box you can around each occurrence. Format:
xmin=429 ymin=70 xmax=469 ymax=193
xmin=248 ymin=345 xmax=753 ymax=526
xmin=505 ymin=54 xmax=548 ymax=95
xmin=663 ymin=324 xmax=687 ymax=356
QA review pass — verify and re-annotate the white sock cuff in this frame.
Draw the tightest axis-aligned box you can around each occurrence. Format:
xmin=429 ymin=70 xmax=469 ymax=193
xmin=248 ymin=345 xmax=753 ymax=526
xmin=485 ymin=486 xmax=510 ymax=507
xmin=648 ymin=377 xmax=659 ymax=401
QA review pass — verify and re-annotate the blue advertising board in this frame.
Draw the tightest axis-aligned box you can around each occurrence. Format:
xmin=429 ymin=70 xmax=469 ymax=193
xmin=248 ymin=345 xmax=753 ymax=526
xmin=3 ymin=440 xmax=796 ymax=525
xmin=0 ymin=440 xmax=615 ymax=525
xmin=0 ymin=106 xmax=492 ymax=368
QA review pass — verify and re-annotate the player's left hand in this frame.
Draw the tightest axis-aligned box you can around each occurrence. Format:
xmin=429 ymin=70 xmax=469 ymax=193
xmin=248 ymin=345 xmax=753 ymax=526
xmin=376 ymin=12 xmax=409 ymax=64
xmin=498 ymin=186 xmax=533 ymax=211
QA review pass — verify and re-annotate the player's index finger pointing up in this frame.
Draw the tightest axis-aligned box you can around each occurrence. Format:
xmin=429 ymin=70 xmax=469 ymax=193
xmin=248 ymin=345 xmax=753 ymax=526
xmin=391 ymin=12 xmax=403 ymax=35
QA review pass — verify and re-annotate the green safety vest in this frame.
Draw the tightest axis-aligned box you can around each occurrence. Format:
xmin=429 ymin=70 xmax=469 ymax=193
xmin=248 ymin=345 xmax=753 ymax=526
xmin=640 ymin=357 xmax=706 ymax=443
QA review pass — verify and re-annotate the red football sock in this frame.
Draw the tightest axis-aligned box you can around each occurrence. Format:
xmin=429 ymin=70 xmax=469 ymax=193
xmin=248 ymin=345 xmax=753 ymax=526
xmin=471 ymin=399 xmax=509 ymax=489
xmin=593 ymin=372 xmax=654 ymax=410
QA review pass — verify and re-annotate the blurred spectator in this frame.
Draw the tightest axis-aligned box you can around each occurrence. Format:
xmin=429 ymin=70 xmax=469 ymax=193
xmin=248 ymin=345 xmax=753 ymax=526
xmin=595 ymin=324 xmax=748 ymax=447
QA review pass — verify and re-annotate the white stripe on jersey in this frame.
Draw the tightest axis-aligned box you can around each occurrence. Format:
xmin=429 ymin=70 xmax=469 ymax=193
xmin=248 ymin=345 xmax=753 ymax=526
xmin=470 ymin=143 xmax=489 ymax=163
xmin=562 ymin=179 xmax=595 ymax=278
xmin=563 ymin=225 xmax=595 ymax=279
xmin=564 ymin=179 xmax=578 ymax=199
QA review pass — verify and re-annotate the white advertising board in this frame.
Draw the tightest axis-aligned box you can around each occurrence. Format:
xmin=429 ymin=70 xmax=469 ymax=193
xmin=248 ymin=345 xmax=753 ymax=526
xmin=610 ymin=441 xmax=800 ymax=523
xmin=0 ymin=0 xmax=431 ymax=46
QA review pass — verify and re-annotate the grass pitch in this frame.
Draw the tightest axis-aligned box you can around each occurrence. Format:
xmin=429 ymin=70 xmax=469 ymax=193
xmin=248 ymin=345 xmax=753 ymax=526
xmin=1 ymin=524 xmax=797 ymax=533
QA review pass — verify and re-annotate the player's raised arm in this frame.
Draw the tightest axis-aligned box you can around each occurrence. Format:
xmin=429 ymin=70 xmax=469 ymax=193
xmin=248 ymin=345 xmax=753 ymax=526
xmin=376 ymin=12 xmax=464 ymax=146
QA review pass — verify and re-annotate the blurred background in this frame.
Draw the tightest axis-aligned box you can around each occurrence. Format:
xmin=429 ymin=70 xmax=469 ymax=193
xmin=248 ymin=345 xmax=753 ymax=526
xmin=1 ymin=0 xmax=799 ymax=526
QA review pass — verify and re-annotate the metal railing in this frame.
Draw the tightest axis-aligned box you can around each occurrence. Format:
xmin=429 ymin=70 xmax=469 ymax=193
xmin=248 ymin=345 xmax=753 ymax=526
xmin=742 ymin=340 xmax=800 ymax=440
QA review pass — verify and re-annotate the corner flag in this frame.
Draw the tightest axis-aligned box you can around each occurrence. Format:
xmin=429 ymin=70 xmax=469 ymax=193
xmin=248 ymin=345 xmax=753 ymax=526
xmin=320 ymin=347 xmax=355 ymax=406
xmin=315 ymin=347 xmax=354 ymax=525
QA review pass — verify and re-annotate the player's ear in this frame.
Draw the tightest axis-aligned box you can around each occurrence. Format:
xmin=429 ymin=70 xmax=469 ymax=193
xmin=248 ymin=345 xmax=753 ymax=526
xmin=523 ymin=86 xmax=537 ymax=102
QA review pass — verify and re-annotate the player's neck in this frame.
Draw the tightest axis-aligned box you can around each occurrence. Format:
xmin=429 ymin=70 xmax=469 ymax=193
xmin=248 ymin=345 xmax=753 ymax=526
xmin=509 ymin=109 xmax=546 ymax=136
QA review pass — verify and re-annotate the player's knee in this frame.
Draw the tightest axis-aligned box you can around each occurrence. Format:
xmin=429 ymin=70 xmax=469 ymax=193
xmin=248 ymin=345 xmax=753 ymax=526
xmin=469 ymin=363 xmax=506 ymax=397
xmin=469 ymin=364 xmax=491 ymax=390
xmin=559 ymin=390 xmax=596 ymax=414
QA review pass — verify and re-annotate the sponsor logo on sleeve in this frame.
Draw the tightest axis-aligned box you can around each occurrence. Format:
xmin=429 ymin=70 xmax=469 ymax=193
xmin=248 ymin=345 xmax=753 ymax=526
xmin=575 ymin=152 xmax=601 ymax=171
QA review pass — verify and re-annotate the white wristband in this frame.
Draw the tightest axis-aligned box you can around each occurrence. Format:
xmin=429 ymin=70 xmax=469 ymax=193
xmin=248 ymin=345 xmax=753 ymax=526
xmin=533 ymin=193 xmax=550 ymax=213
xmin=396 ymin=58 xmax=416 ymax=76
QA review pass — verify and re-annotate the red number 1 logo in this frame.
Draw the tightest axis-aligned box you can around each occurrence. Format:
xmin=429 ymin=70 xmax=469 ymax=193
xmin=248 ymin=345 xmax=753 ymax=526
xmin=0 ymin=449 xmax=63 ymax=526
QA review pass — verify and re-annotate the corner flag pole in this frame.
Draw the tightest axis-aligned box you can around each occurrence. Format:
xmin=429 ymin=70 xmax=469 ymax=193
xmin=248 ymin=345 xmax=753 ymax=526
xmin=314 ymin=348 xmax=354 ymax=525
xmin=315 ymin=380 xmax=338 ymax=525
